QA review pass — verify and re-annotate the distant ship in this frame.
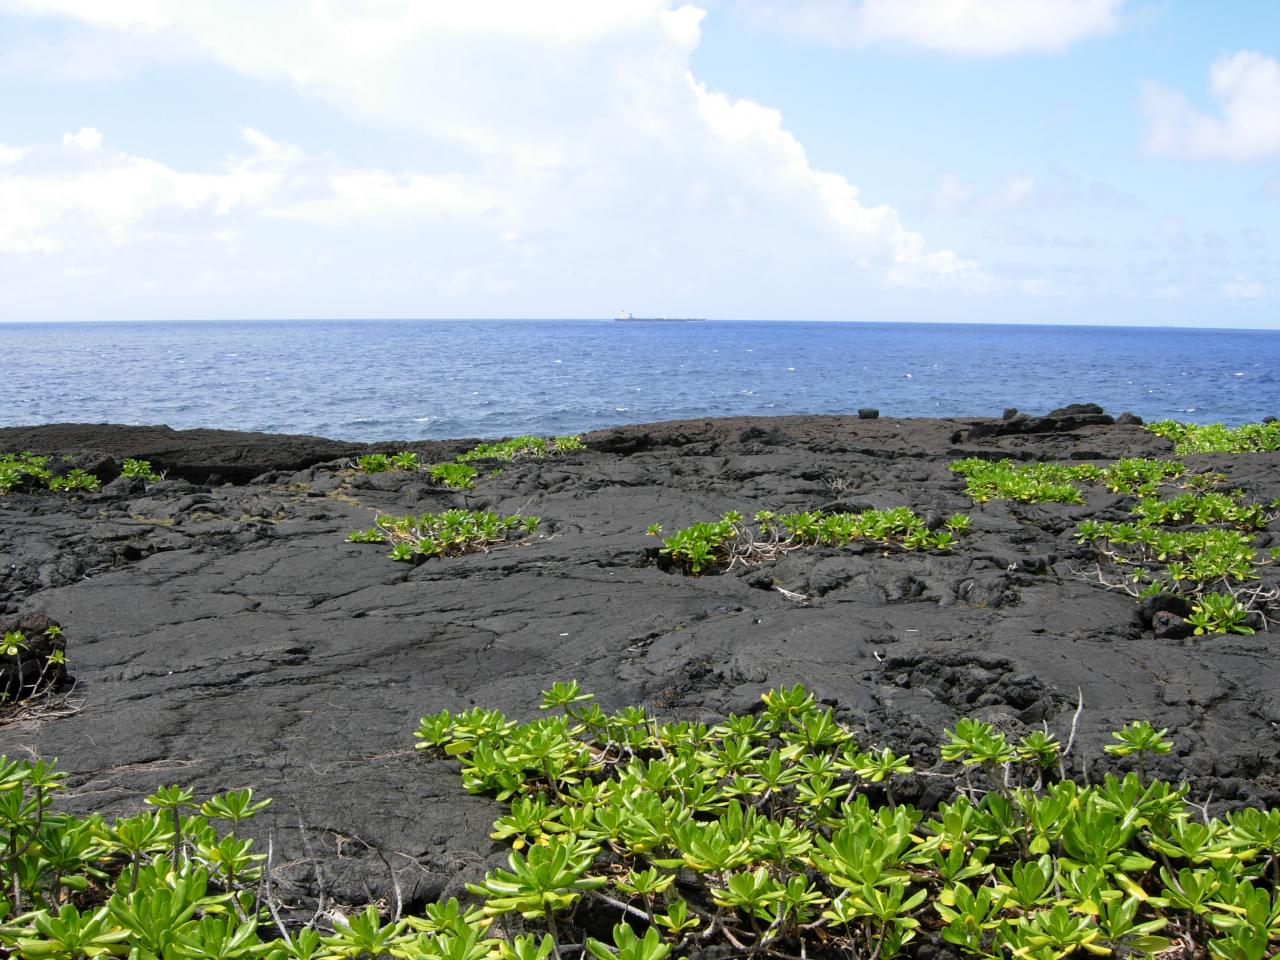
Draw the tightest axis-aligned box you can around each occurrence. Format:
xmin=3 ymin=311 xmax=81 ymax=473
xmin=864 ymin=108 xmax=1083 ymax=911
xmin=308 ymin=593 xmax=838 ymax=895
xmin=615 ymin=311 xmax=705 ymax=322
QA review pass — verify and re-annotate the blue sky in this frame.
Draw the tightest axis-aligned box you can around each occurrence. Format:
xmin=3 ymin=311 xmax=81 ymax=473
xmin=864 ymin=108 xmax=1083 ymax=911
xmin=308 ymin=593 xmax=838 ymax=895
xmin=0 ymin=1 xmax=1277 ymax=326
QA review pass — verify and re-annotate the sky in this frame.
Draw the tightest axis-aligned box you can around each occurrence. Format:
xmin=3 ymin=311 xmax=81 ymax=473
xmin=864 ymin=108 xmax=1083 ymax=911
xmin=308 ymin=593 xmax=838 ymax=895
xmin=0 ymin=0 xmax=1278 ymax=327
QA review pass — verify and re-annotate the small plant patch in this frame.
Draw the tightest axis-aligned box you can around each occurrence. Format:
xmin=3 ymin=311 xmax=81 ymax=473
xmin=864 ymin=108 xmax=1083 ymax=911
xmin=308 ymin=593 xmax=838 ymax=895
xmin=355 ymin=452 xmax=395 ymax=473
xmin=1131 ymin=490 xmax=1273 ymax=530
xmin=413 ymin=682 xmax=1280 ymax=960
xmin=652 ymin=508 xmax=968 ymax=575
xmin=0 ymin=452 xmax=53 ymax=494
xmin=0 ymin=452 xmax=106 ymax=495
xmin=951 ymin=456 xmax=1197 ymax=504
xmin=353 ymin=449 xmax=483 ymax=489
xmin=948 ymin=458 xmax=1097 ymax=504
xmin=1148 ymin=418 xmax=1280 ymax=454
xmin=0 ymin=625 xmax=67 ymax=705
xmin=46 ymin=468 xmax=100 ymax=493
xmin=1097 ymin=457 xmax=1186 ymax=495
xmin=391 ymin=451 xmax=421 ymax=470
xmin=121 ymin=458 xmax=163 ymax=482
xmin=457 ymin=435 xmax=584 ymax=463
xmin=348 ymin=508 xmax=539 ymax=562
xmin=1187 ymin=591 xmax=1256 ymax=635
xmin=354 ymin=450 xmax=425 ymax=473
xmin=0 ymin=757 xmax=307 ymax=958
xmin=1075 ymin=489 xmax=1277 ymax=631
xmin=428 ymin=462 xmax=478 ymax=490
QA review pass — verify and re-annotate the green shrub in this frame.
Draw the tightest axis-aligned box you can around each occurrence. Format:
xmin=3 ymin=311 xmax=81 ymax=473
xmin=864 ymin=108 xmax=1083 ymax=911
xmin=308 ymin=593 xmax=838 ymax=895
xmin=553 ymin=435 xmax=586 ymax=453
xmin=391 ymin=451 xmax=421 ymax=470
xmin=413 ymin=683 xmax=1280 ymax=960
xmin=0 ymin=452 xmax=116 ymax=494
xmin=347 ymin=508 xmax=538 ymax=562
xmin=948 ymin=458 xmax=1095 ymax=504
xmin=0 ymin=452 xmax=53 ymax=494
xmin=355 ymin=453 xmax=393 ymax=473
xmin=656 ymin=508 xmax=967 ymax=575
xmin=355 ymin=451 xmax=427 ymax=474
xmin=0 ymin=756 xmax=281 ymax=957
xmin=1097 ymin=457 xmax=1185 ymax=495
xmin=0 ymin=626 xmax=67 ymax=704
xmin=1075 ymin=484 xmax=1276 ymax=630
xmin=428 ymin=462 xmax=478 ymax=490
xmin=121 ymin=458 xmax=163 ymax=482
xmin=1131 ymin=491 xmax=1271 ymax=529
xmin=1187 ymin=592 xmax=1255 ymax=636
xmin=47 ymin=468 xmax=100 ymax=494
xmin=457 ymin=435 xmax=583 ymax=463
xmin=2 ymin=682 xmax=1274 ymax=960
xmin=1147 ymin=419 xmax=1280 ymax=454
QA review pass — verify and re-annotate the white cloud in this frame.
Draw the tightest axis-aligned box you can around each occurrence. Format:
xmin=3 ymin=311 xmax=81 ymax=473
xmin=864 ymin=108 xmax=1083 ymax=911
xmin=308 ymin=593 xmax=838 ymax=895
xmin=61 ymin=126 xmax=102 ymax=152
xmin=0 ymin=128 xmax=269 ymax=254
xmin=738 ymin=0 xmax=1124 ymax=56
xmin=1143 ymin=51 xmax=1280 ymax=161
xmin=0 ymin=0 xmax=980 ymax=307
xmin=0 ymin=126 xmax=510 ymax=255
xmin=1222 ymin=279 xmax=1267 ymax=301
xmin=690 ymin=80 xmax=976 ymax=277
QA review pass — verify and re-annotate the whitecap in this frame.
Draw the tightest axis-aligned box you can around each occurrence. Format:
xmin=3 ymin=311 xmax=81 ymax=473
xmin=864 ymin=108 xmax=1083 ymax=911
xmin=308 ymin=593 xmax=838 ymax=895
xmin=1234 ymin=372 xmax=1244 ymax=376
xmin=553 ymin=359 xmax=563 ymax=364
xmin=787 ymin=367 xmax=795 ymax=372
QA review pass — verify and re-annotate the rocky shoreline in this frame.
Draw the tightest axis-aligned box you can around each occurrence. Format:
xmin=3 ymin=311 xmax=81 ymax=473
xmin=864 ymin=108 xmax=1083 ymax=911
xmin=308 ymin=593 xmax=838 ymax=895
xmin=1 ymin=407 xmax=1278 ymax=915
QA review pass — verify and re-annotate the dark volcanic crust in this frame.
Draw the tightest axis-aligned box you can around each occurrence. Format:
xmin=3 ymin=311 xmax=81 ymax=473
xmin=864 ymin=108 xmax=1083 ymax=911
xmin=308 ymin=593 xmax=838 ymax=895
xmin=1 ymin=412 xmax=1278 ymax=911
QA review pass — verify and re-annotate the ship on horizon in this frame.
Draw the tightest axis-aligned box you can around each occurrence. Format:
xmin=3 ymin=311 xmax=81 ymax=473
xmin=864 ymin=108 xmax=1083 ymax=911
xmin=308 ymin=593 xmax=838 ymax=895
xmin=615 ymin=311 xmax=705 ymax=322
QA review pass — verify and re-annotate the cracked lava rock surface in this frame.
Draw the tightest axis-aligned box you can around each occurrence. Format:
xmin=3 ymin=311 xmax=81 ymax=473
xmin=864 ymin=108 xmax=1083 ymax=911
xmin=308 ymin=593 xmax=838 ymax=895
xmin=1 ymin=410 xmax=1279 ymax=913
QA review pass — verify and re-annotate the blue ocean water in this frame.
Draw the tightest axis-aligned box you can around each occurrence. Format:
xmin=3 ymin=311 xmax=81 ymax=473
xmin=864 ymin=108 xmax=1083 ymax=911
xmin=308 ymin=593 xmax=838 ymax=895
xmin=1 ymin=320 xmax=1278 ymax=441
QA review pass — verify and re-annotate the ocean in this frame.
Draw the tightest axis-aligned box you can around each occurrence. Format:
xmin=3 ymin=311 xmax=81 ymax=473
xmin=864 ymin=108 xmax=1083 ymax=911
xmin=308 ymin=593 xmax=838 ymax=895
xmin=2 ymin=319 xmax=1278 ymax=441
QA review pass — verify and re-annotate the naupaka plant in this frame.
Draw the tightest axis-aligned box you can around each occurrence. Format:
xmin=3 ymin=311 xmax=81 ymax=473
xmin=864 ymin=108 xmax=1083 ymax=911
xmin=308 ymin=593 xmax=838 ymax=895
xmin=121 ymin=458 xmax=163 ymax=482
xmin=414 ymin=684 xmax=1280 ymax=960
xmin=457 ymin=435 xmax=584 ymax=463
xmin=652 ymin=508 xmax=969 ymax=575
xmin=0 ymin=756 xmax=289 ymax=959
xmin=0 ymin=626 xmax=67 ymax=707
xmin=1074 ymin=481 xmax=1277 ymax=635
xmin=347 ymin=508 xmax=539 ymax=563
xmin=428 ymin=462 xmax=479 ymax=490
xmin=1147 ymin=418 xmax=1280 ymax=454
xmin=0 ymin=452 xmax=53 ymax=495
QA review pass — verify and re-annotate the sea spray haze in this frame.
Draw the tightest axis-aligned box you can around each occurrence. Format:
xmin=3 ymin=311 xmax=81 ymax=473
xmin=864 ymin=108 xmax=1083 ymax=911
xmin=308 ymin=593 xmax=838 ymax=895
xmin=2 ymin=319 xmax=1279 ymax=440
